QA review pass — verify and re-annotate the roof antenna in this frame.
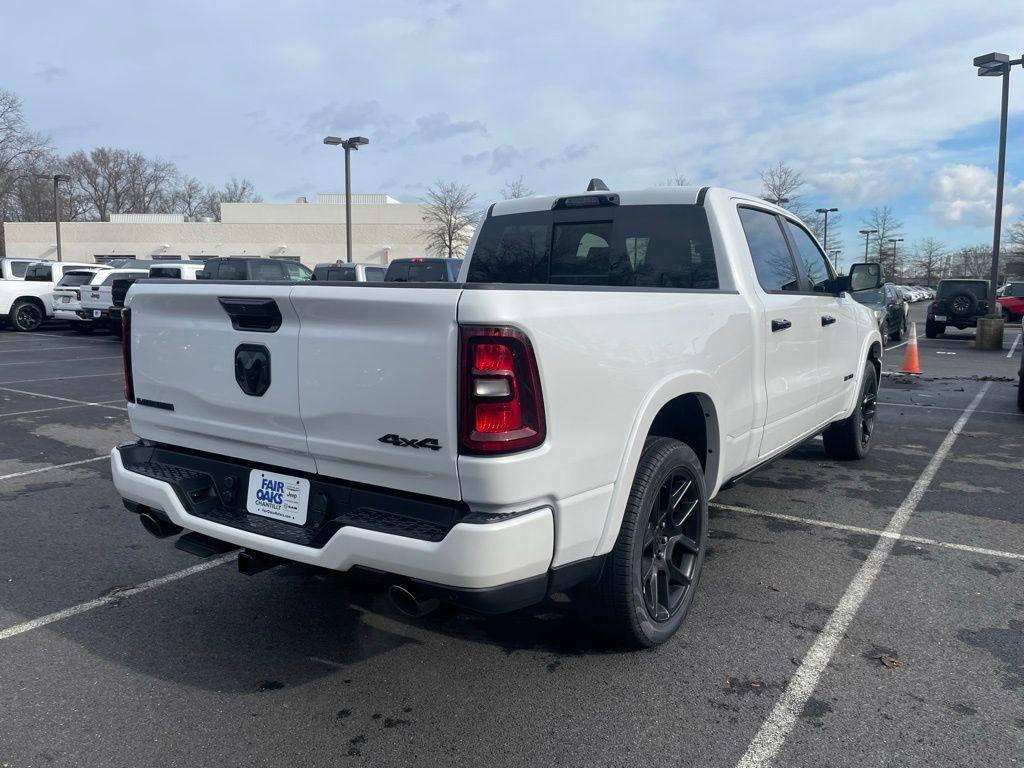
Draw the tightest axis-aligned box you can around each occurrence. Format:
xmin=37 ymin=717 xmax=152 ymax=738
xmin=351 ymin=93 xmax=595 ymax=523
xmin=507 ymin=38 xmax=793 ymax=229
xmin=587 ymin=178 xmax=609 ymax=192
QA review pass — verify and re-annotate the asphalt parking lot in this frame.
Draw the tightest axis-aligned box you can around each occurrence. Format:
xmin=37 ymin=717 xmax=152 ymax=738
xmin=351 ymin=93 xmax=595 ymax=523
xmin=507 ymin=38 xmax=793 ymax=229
xmin=1 ymin=306 xmax=1022 ymax=768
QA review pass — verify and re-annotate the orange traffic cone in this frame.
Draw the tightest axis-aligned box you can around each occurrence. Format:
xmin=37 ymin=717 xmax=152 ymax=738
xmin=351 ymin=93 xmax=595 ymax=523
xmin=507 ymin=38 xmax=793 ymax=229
xmin=901 ymin=322 xmax=921 ymax=375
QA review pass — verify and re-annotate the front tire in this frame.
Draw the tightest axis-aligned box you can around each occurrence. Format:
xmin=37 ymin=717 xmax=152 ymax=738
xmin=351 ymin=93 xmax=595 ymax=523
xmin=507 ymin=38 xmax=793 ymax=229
xmin=587 ymin=437 xmax=707 ymax=648
xmin=823 ymin=361 xmax=878 ymax=460
xmin=9 ymin=299 xmax=44 ymax=332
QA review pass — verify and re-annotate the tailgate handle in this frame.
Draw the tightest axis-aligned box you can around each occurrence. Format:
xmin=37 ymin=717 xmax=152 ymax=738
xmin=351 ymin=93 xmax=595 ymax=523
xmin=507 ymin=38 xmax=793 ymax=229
xmin=218 ymin=297 xmax=282 ymax=332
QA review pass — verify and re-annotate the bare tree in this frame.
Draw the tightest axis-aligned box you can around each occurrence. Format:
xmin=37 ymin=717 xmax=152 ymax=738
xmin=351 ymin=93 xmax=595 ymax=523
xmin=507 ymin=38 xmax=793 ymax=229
xmin=422 ymin=181 xmax=476 ymax=259
xmin=659 ymin=170 xmax=689 ymax=186
xmin=860 ymin=206 xmax=904 ymax=276
xmin=1007 ymin=213 xmax=1024 ymax=280
xmin=219 ymin=177 xmax=262 ymax=204
xmin=759 ymin=162 xmax=805 ymax=214
xmin=806 ymin=209 xmax=843 ymax=255
xmin=500 ymin=176 xmax=533 ymax=200
xmin=0 ymin=90 xmax=53 ymax=254
xmin=912 ymin=237 xmax=945 ymax=285
xmin=168 ymin=176 xmax=210 ymax=219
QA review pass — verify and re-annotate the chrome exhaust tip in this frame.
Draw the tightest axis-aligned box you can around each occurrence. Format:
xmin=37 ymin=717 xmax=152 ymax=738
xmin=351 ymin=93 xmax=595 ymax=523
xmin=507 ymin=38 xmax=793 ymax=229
xmin=388 ymin=584 xmax=440 ymax=618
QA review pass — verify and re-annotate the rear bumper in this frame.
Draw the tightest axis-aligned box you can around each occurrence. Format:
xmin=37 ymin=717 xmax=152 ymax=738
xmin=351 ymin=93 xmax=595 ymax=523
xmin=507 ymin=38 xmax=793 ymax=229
xmin=53 ymin=308 xmax=83 ymax=321
xmin=110 ymin=443 xmax=556 ymax=593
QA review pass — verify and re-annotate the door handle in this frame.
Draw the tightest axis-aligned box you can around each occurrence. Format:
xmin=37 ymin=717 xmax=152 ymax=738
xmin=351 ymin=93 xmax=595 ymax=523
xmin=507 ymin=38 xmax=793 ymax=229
xmin=821 ymin=315 xmax=837 ymax=326
xmin=771 ymin=318 xmax=792 ymax=332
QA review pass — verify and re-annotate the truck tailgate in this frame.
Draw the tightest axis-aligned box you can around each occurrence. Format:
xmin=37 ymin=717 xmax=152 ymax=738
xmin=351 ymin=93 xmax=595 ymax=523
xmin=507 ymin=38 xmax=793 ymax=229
xmin=126 ymin=282 xmax=315 ymax=474
xmin=289 ymin=285 xmax=462 ymax=500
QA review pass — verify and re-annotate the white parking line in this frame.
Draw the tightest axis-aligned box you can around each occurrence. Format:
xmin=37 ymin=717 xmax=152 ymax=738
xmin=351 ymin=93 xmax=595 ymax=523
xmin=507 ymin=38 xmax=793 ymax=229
xmin=877 ymin=401 xmax=1023 ymax=417
xmin=0 ymin=372 xmax=123 ymax=386
xmin=1007 ymin=332 xmax=1021 ymax=359
xmin=0 ymin=355 xmax=120 ymax=367
xmin=0 ymin=385 xmax=126 ymax=411
xmin=0 ymin=455 xmax=108 ymax=481
xmin=885 ymin=331 xmax=924 ymax=353
xmin=0 ymin=332 xmax=112 ymax=343
xmin=735 ymin=381 xmax=991 ymax=768
xmin=0 ymin=554 xmax=236 ymax=642
xmin=0 ymin=400 xmax=124 ymax=419
xmin=713 ymin=502 xmax=1024 ymax=562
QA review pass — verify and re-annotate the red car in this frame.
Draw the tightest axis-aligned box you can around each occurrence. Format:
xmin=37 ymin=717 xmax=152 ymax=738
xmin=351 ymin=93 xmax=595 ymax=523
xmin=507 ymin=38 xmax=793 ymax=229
xmin=998 ymin=281 xmax=1024 ymax=322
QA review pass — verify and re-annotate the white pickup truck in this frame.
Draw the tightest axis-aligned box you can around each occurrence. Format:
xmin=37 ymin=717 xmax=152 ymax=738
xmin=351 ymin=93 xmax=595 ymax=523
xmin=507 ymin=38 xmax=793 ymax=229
xmin=111 ymin=185 xmax=883 ymax=646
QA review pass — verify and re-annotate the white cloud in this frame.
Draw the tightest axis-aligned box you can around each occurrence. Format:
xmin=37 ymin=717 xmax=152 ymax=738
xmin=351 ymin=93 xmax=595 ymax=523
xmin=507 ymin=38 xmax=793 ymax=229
xmin=926 ymin=164 xmax=1024 ymax=227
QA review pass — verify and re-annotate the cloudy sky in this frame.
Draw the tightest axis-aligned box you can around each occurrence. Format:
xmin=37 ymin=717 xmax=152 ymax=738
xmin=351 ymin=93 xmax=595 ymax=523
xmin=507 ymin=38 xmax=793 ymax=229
xmin=2 ymin=0 xmax=1023 ymax=260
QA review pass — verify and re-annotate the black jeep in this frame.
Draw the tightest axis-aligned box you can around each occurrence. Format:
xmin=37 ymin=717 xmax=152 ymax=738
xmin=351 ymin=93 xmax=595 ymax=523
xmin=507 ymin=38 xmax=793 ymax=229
xmin=926 ymin=279 xmax=990 ymax=338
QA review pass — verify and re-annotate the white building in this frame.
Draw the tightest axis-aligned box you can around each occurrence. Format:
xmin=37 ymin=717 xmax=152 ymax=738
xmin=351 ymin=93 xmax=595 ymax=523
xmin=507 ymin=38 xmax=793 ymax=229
xmin=2 ymin=194 xmax=446 ymax=267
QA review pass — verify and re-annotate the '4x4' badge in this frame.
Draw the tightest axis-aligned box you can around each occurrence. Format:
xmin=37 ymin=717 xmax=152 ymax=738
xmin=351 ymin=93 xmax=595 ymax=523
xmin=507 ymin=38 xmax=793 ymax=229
xmin=378 ymin=434 xmax=442 ymax=451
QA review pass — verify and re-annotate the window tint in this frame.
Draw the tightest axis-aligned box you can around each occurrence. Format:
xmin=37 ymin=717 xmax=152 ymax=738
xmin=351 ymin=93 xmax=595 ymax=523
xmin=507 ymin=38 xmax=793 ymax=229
xmin=784 ymin=221 xmax=833 ymax=292
xmin=24 ymin=264 xmax=54 ymax=281
xmin=217 ymin=260 xmax=247 ymax=281
xmin=385 ymin=262 xmax=410 ymax=282
xmin=408 ymin=261 xmax=446 ymax=281
xmin=327 ymin=266 xmax=357 ymax=281
xmin=284 ymin=261 xmax=312 ymax=281
xmin=1009 ymin=283 xmax=1024 ymax=298
xmin=11 ymin=261 xmax=30 ymax=278
xmin=466 ymin=205 xmax=719 ymax=288
xmin=56 ymin=272 xmax=96 ymax=287
xmin=738 ymin=208 xmax=800 ymax=292
xmin=149 ymin=267 xmax=182 ymax=279
xmin=364 ymin=267 xmax=385 ymax=282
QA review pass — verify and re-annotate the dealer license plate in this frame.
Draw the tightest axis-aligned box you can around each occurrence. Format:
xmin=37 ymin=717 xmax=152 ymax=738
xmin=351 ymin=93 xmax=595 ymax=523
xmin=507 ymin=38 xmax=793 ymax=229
xmin=92 ymin=310 xmax=102 ymax=318
xmin=246 ymin=469 xmax=310 ymax=525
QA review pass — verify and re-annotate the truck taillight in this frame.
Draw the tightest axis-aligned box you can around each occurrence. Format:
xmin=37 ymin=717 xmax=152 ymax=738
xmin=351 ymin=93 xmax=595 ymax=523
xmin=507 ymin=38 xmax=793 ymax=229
xmin=121 ymin=308 xmax=135 ymax=403
xmin=459 ymin=326 xmax=545 ymax=455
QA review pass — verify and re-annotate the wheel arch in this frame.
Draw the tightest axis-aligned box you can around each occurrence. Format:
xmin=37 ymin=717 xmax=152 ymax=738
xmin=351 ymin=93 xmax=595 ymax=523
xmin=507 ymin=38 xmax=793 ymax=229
xmin=9 ymin=295 xmax=48 ymax=328
xmin=594 ymin=374 xmax=721 ymax=556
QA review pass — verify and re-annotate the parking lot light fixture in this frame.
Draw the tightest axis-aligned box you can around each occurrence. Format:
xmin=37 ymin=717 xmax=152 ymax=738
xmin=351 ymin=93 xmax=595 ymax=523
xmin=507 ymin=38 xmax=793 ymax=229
xmin=859 ymin=229 xmax=877 ymax=263
xmin=323 ymin=135 xmax=370 ymax=263
xmin=889 ymin=237 xmax=905 ymax=280
xmin=815 ymin=207 xmax=839 ymax=252
xmin=973 ymin=51 xmax=1023 ymax=318
xmin=36 ymin=173 xmax=72 ymax=262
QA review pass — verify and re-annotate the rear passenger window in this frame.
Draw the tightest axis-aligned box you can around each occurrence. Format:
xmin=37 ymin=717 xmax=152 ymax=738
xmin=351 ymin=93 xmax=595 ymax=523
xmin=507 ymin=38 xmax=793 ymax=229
xmin=251 ymin=261 xmax=283 ymax=281
xmin=784 ymin=221 xmax=833 ymax=292
xmin=738 ymin=208 xmax=800 ymax=293
xmin=467 ymin=205 xmax=718 ymax=288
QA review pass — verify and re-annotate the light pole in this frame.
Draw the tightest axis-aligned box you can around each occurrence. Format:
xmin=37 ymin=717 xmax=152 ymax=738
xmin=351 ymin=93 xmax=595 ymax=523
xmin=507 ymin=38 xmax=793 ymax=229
xmin=889 ymin=237 xmax=904 ymax=281
xmin=829 ymin=248 xmax=843 ymax=274
xmin=323 ymin=135 xmax=370 ymax=263
xmin=815 ymin=206 xmax=838 ymax=252
xmin=38 ymin=173 xmax=71 ymax=262
xmin=859 ymin=229 xmax=877 ymax=264
xmin=973 ymin=52 xmax=1022 ymax=319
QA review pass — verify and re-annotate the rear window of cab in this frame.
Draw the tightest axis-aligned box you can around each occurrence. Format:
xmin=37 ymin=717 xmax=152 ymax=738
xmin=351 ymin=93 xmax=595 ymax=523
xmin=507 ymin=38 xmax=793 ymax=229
xmin=466 ymin=204 xmax=718 ymax=289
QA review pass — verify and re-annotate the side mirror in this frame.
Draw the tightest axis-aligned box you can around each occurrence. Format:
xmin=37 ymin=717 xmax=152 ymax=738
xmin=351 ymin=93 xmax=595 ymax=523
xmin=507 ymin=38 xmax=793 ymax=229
xmin=846 ymin=262 xmax=883 ymax=292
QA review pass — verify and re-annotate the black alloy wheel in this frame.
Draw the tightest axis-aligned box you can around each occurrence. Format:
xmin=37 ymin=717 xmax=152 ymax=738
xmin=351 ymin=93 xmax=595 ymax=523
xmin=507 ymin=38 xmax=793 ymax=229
xmin=637 ymin=469 xmax=703 ymax=622
xmin=859 ymin=368 xmax=878 ymax=450
xmin=12 ymin=300 xmax=43 ymax=332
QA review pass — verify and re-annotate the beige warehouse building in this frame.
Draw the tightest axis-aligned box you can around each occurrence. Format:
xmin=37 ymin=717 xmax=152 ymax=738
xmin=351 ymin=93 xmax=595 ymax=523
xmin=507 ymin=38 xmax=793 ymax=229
xmin=2 ymin=194 xmax=446 ymax=267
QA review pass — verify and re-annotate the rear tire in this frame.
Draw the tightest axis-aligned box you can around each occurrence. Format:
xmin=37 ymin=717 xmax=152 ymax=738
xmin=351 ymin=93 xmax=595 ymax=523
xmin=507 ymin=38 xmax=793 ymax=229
xmin=925 ymin=319 xmax=944 ymax=338
xmin=586 ymin=437 xmax=708 ymax=648
xmin=9 ymin=299 xmax=44 ymax=332
xmin=1002 ymin=307 xmax=1013 ymax=324
xmin=823 ymin=361 xmax=878 ymax=461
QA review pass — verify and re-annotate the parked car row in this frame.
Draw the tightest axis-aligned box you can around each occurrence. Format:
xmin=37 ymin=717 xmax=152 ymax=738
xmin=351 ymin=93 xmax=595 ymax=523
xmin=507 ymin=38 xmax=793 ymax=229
xmin=0 ymin=255 xmax=466 ymax=332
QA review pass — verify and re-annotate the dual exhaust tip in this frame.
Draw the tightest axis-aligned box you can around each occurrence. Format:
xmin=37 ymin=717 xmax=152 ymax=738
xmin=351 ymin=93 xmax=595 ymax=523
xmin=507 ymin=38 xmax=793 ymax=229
xmin=137 ymin=508 xmax=440 ymax=618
